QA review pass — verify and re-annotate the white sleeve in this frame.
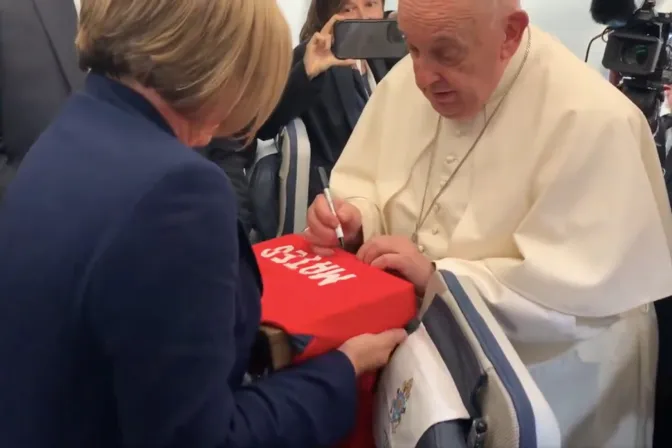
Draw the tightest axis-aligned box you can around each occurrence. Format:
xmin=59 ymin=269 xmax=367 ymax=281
xmin=329 ymin=67 xmax=396 ymax=241
xmin=438 ymin=109 xmax=672 ymax=343
xmin=343 ymin=197 xmax=384 ymax=241
xmin=434 ymin=258 xmax=617 ymax=343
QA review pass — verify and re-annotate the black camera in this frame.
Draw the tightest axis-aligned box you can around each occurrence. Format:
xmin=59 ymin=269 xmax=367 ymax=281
xmin=598 ymin=0 xmax=672 ymax=123
xmin=603 ymin=31 xmax=665 ymax=76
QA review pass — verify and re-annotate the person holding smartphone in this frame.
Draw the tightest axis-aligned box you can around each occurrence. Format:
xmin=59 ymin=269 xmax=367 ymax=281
xmin=257 ymin=0 xmax=402 ymax=205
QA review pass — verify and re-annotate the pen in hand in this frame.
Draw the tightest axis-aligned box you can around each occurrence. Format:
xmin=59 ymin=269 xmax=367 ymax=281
xmin=317 ymin=167 xmax=345 ymax=249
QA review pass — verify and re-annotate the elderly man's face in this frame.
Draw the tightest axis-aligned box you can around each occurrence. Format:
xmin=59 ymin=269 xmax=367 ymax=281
xmin=399 ymin=0 xmax=527 ymax=120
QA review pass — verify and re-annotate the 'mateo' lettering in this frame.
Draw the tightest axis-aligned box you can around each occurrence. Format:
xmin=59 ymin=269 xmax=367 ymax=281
xmin=259 ymin=245 xmax=356 ymax=286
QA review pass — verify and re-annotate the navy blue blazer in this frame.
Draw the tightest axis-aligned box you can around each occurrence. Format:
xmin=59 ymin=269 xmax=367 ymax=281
xmin=0 ymin=74 xmax=357 ymax=448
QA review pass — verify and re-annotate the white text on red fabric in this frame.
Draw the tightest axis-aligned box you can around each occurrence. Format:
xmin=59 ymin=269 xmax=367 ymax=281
xmin=259 ymin=245 xmax=357 ymax=286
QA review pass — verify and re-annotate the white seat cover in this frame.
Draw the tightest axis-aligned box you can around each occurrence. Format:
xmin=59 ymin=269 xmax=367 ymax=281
xmin=374 ymin=270 xmax=561 ymax=448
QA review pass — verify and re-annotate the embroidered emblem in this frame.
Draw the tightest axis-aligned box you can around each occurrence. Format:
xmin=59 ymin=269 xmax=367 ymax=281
xmin=389 ymin=378 xmax=413 ymax=433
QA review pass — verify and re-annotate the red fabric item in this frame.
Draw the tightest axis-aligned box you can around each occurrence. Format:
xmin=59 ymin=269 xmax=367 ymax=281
xmin=254 ymin=234 xmax=416 ymax=361
xmin=335 ymin=373 xmax=377 ymax=448
xmin=253 ymin=235 xmax=416 ymax=447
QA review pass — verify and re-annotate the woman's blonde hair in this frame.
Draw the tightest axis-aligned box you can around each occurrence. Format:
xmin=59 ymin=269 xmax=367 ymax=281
xmin=76 ymin=0 xmax=292 ymax=143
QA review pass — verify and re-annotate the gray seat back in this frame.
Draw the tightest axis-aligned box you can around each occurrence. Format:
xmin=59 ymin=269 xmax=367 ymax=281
xmin=247 ymin=139 xmax=280 ymax=241
xmin=277 ymin=118 xmax=311 ymax=236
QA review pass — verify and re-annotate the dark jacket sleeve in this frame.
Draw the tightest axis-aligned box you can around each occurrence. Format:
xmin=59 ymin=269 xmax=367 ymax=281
xmin=87 ymin=163 xmax=357 ymax=447
xmin=0 ymin=79 xmax=13 ymax=199
xmin=256 ymin=42 xmax=328 ymax=141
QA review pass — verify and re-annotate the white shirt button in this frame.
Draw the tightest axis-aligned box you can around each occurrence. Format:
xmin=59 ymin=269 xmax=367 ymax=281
xmin=445 ymin=155 xmax=457 ymax=164
xmin=431 ymin=228 xmax=439 ymax=235
xmin=418 ymin=245 xmax=425 ymax=253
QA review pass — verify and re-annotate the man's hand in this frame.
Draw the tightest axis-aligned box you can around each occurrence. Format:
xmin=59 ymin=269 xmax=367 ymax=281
xmin=305 ymin=194 xmax=363 ymax=255
xmin=357 ymin=236 xmax=435 ymax=295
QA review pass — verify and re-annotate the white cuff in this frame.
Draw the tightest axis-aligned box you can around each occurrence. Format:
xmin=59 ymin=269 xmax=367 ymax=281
xmin=346 ymin=197 xmax=383 ymax=242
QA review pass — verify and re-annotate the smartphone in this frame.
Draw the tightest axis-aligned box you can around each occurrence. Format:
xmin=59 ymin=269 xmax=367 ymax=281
xmin=332 ymin=19 xmax=408 ymax=60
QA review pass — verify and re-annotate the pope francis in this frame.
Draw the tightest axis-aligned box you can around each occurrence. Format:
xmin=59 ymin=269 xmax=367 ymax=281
xmin=305 ymin=0 xmax=672 ymax=446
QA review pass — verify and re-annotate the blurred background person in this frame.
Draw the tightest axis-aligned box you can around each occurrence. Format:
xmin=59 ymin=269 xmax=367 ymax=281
xmin=0 ymin=0 xmax=406 ymax=447
xmin=0 ymin=0 xmax=84 ymax=199
xmin=257 ymin=0 xmax=403 ymax=205
xmin=197 ymin=138 xmax=257 ymax=234
xmin=0 ymin=0 xmax=255 ymax=232
xmin=655 ymin=86 xmax=672 ymax=448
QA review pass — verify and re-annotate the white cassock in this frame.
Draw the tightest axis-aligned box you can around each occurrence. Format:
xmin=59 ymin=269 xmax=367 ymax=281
xmin=330 ymin=25 xmax=672 ymax=447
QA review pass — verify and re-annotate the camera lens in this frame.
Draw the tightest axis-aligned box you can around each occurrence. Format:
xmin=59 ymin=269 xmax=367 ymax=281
xmin=386 ymin=22 xmax=404 ymax=43
xmin=621 ymin=44 xmax=650 ymax=66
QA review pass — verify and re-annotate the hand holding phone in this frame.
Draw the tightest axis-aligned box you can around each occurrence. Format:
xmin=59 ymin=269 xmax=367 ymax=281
xmin=332 ymin=19 xmax=408 ymax=61
xmin=303 ymin=15 xmax=357 ymax=79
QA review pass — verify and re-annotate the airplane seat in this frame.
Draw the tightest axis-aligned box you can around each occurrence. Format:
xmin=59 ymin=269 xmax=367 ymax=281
xmin=248 ymin=139 xmax=280 ymax=242
xmin=248 ymin=118 xmax=311 ymax=242
xmin=277 ymin=118 xmax=311 ymax=237
xmin=375 ymin=270 xmax=562 ymax=448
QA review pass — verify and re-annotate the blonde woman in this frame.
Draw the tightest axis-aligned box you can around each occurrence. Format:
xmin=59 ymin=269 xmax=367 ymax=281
xmin=0 ymin=1 xmax=405 ymax=447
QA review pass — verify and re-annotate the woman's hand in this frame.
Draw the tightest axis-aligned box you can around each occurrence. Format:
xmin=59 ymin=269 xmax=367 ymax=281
xmin=304 ymin=15 xmax=356 ymax=79
xmin=339 ymin=329 xmax=407 ymax=376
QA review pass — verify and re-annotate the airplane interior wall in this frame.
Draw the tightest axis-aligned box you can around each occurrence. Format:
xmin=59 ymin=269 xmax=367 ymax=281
xmin=276 ymin=0 xmax=310 ymax=45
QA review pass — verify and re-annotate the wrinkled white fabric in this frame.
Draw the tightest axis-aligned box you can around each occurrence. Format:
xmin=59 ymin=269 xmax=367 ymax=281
xmin=331 ymin=25 xmax=672 ymax=447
